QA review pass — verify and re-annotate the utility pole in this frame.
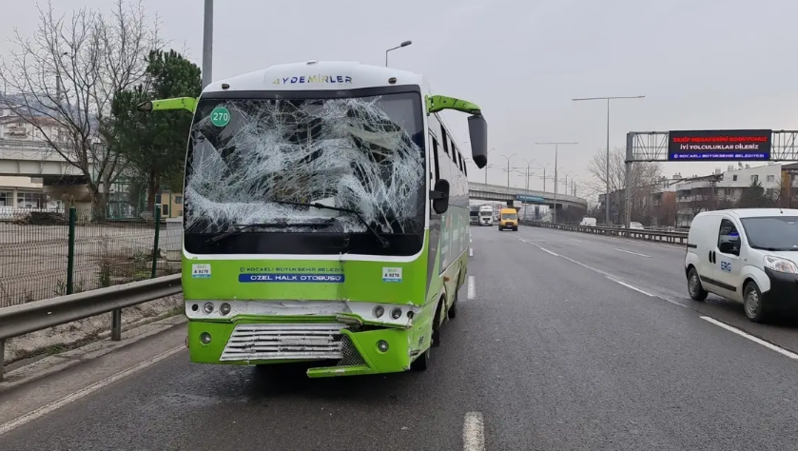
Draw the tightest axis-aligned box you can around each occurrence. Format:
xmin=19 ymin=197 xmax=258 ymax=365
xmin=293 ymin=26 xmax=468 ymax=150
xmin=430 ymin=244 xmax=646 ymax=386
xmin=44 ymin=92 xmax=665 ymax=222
xmin=572 ymin=95 xmax=644 ymax=225
xmin=535 ymin=142 xmax=577 ymax=224
xmin=202 ymin=0 xmax=214 ymax=89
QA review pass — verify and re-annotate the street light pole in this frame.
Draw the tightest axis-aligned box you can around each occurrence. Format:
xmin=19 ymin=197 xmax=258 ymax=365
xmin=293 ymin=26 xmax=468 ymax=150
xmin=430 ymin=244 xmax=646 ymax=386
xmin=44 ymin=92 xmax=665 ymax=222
xmin=572 ymin=95 xmax=644 ymax=225
xmin=483 ymin=148 xmax=495 ymax=185
xmin=500 ymin=154 xmax=517 ymax=187
xmin=385 ymin=40 xmax=413 ymax=67
xmin=535 ymin=142 xmax=577 ymax=224
xmin=536 ymin=163 xmax=550 ymax=192
xmin=202 ymin=0 xmax=214 ymax=89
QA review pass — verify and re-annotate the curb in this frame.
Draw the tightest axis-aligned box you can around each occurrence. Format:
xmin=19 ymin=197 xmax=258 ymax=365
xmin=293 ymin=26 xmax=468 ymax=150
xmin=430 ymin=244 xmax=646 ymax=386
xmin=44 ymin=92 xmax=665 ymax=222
xmin=0 ymin=315 xmax=186 ymax=393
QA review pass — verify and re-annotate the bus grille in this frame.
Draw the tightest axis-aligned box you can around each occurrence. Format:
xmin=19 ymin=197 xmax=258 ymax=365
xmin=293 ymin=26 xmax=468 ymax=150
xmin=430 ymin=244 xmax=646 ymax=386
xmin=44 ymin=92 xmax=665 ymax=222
xmin=220 ymin=323 xmax=347 ymax=362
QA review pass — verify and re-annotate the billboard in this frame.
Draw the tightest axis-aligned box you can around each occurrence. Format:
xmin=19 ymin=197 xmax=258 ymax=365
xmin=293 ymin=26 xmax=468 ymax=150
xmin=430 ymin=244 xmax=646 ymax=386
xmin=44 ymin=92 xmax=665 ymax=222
xmin=667 ymin=129 xmax=772 ymax=161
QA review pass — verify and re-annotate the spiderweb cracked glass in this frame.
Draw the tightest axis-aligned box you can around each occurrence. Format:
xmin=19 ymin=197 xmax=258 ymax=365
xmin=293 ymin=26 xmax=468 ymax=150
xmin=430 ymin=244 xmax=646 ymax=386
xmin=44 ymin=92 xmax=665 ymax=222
xmin=184 ymin=96 xmax=425 ymax=234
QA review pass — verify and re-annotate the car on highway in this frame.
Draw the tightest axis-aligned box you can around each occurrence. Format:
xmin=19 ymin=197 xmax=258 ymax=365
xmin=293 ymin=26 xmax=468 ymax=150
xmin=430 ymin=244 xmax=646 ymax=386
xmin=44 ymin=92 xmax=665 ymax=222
xmin=498 ymin=207 xmax=518 ymax=231
xmin=685 ymin=208 xmax=798 ymax=322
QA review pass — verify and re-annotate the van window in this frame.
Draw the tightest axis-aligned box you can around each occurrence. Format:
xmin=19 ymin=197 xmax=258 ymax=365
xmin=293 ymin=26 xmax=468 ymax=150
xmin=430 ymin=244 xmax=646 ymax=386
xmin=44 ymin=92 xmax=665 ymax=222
xmin=740 ymin=216 xmax=798 ymax=251
xmin=717 ymin=218 xmax=741 ymax=256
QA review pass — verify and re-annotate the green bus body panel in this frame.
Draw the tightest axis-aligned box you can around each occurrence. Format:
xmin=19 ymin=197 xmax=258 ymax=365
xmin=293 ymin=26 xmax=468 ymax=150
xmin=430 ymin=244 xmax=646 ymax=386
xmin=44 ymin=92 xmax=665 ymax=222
xmin=183 ymin=255 xmax=426 ymax=305
xmin=185 ymin=248 xmax=468 ymax=376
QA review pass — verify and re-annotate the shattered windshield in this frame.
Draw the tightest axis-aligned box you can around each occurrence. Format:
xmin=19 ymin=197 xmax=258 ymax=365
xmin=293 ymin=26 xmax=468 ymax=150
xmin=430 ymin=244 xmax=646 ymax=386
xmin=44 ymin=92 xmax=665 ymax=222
xmin=184 ymin=91 xmax=426 ymax=244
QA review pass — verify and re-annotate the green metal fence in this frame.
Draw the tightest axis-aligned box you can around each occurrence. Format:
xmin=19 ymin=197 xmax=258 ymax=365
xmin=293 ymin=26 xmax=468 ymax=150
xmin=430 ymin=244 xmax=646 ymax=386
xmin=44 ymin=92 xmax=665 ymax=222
xmin=0 ymin=206 xmax=180 ymax=307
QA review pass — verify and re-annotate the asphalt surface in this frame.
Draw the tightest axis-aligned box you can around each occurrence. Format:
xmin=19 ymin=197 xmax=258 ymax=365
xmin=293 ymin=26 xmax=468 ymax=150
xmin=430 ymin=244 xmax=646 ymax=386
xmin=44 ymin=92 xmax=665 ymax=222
xmin=2 ymin=225 xmax=798 ymax=450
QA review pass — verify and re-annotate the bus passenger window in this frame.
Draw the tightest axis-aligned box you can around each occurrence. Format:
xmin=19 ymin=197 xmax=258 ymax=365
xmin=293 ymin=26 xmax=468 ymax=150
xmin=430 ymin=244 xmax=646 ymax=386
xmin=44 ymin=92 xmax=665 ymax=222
xmin=430 ymin=135 xmax=441 ymax=181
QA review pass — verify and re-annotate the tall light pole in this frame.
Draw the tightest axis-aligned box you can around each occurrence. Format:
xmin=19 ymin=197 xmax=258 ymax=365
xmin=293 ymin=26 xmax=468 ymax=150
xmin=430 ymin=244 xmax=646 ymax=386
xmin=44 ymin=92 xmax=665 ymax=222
xmin=561 ymin=170 xmax=574 ymax=194
xmin=500 ymin=154 xmax=517 ymax=187
xmin=535 ymin=142 xmax=577 ymax=224
xmin=202 ymin=0 xmax=213 ymax=89
xmin=572 ymin=95 xmax=644 ymax=225
xmin=385 ymin=40 xmax=412 ymax=66
xmin=483 ymin=148 xmax=495 ymax=184
xmin=536 ymin=163 xmax=550 ymax=191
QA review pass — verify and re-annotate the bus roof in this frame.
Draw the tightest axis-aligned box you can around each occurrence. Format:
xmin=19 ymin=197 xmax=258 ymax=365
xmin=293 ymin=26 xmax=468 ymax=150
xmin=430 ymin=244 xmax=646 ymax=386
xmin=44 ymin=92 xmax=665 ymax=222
xmin=203 ymin=61 xmax=424 ymax=94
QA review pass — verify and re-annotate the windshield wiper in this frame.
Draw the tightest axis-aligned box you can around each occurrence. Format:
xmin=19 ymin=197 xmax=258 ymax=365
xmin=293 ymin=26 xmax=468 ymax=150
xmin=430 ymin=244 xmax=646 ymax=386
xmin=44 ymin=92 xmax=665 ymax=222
xmin=272 ymin=200 xmax=390 ymax=248
xmin=204 ymin=220 xmax=335 ymax=245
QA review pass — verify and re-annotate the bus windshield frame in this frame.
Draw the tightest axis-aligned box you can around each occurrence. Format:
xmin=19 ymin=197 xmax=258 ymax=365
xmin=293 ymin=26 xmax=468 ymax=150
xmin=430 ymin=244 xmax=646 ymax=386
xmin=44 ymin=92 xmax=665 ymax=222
xmin=182 ymin=85 xmax=427 ymax=256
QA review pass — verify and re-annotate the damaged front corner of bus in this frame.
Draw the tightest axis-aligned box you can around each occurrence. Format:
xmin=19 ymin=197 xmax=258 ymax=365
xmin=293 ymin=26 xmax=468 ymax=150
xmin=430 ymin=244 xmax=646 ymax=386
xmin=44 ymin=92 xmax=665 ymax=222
xmin=137 ymin=96 xmax=198 ymax=113
xmin=425 ymin=94 xmax=488 ymax=169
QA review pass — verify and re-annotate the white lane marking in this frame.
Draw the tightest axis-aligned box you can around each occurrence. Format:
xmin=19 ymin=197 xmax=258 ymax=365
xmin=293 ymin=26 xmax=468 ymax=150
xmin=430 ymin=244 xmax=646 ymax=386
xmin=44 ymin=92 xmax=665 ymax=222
xmin=0 ymin=345 xmax=184 ymax=437
xmin=515 ymin=236 xmax=688 ymax=308
xmin=539 ymin=247 xmax=559 ymax=256
xmin=614 ymin=248 xmax=651 ymax=258
xmin=469 ymin=248 xmax=474 ymax=257
xmin=569 ymin=238 xmax=583 ymax=243
xmin=467 ymin=276 xmax=476 ymax=300
xmin=463 ymin=412 xmax=485 ymax=451
xmin=700 ymin=316 xmax=798 ymax=361
xmin=606 ymin=277 xmax=654 ymax=297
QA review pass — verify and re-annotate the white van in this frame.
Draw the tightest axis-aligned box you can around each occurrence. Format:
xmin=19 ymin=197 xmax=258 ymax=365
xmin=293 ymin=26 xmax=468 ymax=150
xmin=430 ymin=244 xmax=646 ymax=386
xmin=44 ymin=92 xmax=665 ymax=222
xmin=580 ymin=217 xmax=597 ymax=227
xmin=685 ymin=208 xmax=798 ymax=322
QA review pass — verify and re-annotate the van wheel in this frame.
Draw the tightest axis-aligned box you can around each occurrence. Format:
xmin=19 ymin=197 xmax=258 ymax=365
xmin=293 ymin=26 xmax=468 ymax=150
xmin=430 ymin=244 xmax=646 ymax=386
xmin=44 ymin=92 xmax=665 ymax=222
xmin=744 ymin=281 xmax=767 ymax=323
xmin=687 ymin=267 xmax=707 ymax=301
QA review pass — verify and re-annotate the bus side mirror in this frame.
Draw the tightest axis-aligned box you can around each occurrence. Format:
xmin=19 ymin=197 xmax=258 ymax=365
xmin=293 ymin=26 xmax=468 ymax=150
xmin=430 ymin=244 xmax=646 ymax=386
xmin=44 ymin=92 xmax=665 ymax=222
xmin=431 ymin=179 xmax=450 ymax=214
xmin=468 ymin=114 xmax=488 ymax=169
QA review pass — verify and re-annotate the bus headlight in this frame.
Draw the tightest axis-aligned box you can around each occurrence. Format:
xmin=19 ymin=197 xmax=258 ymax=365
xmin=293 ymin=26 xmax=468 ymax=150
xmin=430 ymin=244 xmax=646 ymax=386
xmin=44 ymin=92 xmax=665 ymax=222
xmin=220 ymin=303 xmax=231 ymax=315
xmin=390 ymin=308 xmax=402 ymax=319
xmin=203 ymin=302 xmax=214 ymax=314
xmin=373 ymin=306 xmax=385 ymax=318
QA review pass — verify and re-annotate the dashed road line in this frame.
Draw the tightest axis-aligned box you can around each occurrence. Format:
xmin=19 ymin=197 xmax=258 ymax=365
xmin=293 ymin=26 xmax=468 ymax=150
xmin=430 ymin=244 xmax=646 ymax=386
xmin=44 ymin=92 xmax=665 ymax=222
xmin=514 ymin=235 xmax=688 ymax=308
xmin=538 ymin=247 xmax=559 ymax=256
xmin=700 ymin=316 xmax=798 ymax=361
xmin=469 ymin=248 xmax=474 ymax=257
xmin=607 ymin=277 xmax=654 ymax=297
xmin=614 ymin=248 xmax=651 ymax=258
xmin=467 ymin=276 xmax=476 ymax=300
xmin=463 ymin=412 xmax=485 ymax=451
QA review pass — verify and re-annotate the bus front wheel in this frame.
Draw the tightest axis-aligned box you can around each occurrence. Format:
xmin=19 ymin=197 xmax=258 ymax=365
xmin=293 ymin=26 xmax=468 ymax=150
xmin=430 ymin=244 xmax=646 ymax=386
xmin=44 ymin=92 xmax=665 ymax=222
xmin=411 ymin=347 xmax=430 ymax=371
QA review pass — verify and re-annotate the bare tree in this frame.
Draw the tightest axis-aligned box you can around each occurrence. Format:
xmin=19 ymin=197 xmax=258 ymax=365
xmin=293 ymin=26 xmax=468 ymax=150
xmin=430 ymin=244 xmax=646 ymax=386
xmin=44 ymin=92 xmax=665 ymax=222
xmin=0 ymin=0 xmax=161 ymax=219
xmin=586 ymin=147 xmax=662 ymax=223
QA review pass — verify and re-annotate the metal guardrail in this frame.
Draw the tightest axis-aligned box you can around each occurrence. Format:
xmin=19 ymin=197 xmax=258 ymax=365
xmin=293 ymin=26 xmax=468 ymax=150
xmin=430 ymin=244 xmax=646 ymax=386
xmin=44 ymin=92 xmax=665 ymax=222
xmin=0 ymin=274 xmax=182 ymax=380
xmin=523 ymin=221 xmax=690 ymax=244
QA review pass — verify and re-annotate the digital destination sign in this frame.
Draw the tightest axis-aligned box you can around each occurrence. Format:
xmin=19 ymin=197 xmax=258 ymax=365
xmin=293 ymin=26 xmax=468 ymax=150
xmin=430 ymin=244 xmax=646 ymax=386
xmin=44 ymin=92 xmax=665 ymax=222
xmin=667 ymin=129 xmax=772 ymax=161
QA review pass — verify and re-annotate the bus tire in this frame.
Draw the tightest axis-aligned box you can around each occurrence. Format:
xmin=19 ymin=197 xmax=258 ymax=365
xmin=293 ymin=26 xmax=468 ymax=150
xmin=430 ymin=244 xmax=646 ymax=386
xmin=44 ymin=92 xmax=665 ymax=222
xmin=431 ymin=298 xmax=444 ymax=348
xmin=410 ymin=347 xmax=430 ymax=371
xmin=448 ymin=274 xmax=461 ymax=320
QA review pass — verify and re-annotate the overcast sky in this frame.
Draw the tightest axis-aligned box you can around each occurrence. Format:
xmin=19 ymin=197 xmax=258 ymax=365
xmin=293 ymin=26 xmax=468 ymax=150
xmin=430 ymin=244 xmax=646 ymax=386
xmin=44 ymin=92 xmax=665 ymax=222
xmin=2 ymin=0 xmax=797 ymax=201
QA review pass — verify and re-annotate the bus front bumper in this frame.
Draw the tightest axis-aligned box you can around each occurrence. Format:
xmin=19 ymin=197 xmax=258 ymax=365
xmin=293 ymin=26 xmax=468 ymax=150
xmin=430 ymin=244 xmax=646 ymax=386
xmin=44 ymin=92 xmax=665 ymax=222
xmin=187 ymin=320 xmax=422 ymax=378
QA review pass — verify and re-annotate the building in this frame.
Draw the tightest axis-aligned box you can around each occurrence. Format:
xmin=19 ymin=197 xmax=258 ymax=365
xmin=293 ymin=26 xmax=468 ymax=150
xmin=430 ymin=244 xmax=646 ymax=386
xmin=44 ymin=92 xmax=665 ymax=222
xmin=672 ymin=163 xmax=785 ymax=227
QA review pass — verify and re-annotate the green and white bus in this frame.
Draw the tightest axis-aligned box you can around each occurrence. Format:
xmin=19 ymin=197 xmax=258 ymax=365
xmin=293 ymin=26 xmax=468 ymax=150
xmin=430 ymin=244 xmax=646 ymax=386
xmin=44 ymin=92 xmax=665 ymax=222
xmin=140 ymin=60 xmax=488 ymax=377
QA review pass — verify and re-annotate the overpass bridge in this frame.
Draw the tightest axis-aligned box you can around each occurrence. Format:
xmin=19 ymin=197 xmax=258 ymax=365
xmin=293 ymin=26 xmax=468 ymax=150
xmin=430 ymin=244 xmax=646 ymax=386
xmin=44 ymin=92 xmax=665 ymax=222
xmin=468 ymin=182 xmax=588 ymax=212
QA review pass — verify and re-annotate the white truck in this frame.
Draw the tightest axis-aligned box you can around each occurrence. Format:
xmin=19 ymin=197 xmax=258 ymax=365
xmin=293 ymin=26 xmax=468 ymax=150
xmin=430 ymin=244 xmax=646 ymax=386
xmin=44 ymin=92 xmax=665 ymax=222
xmin=478 ymin=205 xmax=494 ymax=226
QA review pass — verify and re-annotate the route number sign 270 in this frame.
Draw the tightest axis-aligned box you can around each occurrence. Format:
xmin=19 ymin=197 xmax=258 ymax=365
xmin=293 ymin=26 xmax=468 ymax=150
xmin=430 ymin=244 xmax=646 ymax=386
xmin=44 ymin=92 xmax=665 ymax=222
xmin=211 ymin=107 xmax=231 ymax=127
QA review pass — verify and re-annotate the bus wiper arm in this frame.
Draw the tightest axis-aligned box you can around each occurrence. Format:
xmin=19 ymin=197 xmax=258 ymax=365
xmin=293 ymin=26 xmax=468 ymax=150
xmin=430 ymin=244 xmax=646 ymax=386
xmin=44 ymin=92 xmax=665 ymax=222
xmin=204 ymin=220 xmax=334 ymax=245
xmin=272 ymin=200 xmax=390 ymax=248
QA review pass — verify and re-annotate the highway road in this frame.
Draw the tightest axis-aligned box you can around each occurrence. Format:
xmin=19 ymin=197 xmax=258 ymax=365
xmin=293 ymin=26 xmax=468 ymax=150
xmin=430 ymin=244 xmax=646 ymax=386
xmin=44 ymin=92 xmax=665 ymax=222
xmin=2 ymin=225 xmax=798 ymax=450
